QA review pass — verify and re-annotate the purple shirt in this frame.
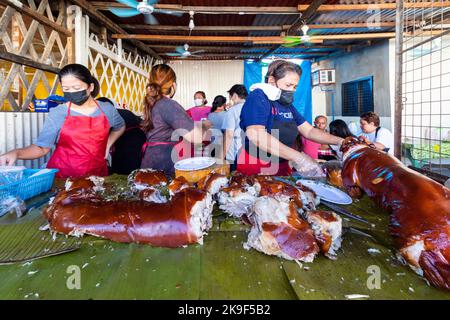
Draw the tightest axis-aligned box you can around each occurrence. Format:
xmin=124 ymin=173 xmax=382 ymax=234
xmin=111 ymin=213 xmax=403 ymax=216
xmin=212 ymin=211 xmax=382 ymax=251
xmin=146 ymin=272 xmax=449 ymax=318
xmin=147 ymin=97 xmax=194 ymax=142
xmin=141 ymin=97 xmax=194 ymax=176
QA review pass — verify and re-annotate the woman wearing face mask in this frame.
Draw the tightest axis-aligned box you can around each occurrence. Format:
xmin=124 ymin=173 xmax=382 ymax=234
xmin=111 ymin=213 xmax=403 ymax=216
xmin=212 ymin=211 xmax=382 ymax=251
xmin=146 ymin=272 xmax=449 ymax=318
xmin=0 ymin=64 xmax=125 ymax=178
xmin=238 ymin=60 xmax=343 ymax=176
xmin=141 ymin=64 xmax=210 ymax=176
xmin=187 ymin=91 xmax=212 ymax=121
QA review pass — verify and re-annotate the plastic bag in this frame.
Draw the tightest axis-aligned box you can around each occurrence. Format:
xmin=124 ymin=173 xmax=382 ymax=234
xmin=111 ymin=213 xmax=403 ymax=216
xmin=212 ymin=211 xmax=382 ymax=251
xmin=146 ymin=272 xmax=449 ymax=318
xmin=0 ymin=166 xmax=26 ymax=185
xmin=0 ymin=195 xmax=26 ymax=218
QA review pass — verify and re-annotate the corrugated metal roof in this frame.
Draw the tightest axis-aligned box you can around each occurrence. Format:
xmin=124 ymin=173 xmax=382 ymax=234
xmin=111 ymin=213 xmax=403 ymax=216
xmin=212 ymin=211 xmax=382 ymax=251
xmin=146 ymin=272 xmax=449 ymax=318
xmin=92 ymin=0 xmax=438 ymax=60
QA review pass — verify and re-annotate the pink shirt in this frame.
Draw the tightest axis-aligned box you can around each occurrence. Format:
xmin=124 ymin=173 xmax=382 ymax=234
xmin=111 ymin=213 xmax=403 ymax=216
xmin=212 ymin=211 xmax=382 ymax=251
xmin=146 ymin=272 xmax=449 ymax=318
xmin=187 ymin=106 xmax=212 ymax=121
xmin=301 ymin=136 xmax=321 ymax=159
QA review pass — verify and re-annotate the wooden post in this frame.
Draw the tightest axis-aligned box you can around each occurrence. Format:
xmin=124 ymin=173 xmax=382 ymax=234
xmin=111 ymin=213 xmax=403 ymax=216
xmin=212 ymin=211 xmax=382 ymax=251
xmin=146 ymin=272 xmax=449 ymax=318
xmin=100 ymin=26 xmax=107 ymax=45
xmin=66 ymin=3 xmax=76 ymax=64
xmin=117 ymin=38 xmax=122 ymax=62
xmin=72 ymin=5 xmax=89 ymax=66
xmin=11 ymin=14 xmax=23 ymax=105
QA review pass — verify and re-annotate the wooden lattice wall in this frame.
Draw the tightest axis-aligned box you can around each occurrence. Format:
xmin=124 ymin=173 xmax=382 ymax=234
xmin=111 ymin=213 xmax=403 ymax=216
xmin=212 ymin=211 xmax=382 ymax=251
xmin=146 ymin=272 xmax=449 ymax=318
xmin=0 ymin=0 xmax=160 ymax=113
xmin=0 ymin=0 xmax=71 ymax=111
xmin=87 ymin=33 xmax=159 ymax=114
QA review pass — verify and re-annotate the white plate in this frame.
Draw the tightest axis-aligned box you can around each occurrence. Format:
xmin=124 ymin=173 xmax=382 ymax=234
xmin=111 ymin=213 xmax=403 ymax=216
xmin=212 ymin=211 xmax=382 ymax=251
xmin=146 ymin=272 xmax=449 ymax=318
xmin=174 ymin=157 xmax=216 ymax=171
xmin=297 ymin=179 xmax=353 ymax=205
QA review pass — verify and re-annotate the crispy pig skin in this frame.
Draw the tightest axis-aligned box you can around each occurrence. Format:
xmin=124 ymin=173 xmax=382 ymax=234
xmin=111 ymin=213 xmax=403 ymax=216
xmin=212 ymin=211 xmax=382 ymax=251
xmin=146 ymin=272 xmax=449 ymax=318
xmin=44 ymin=188 xmax=209 ymax=248
xmin=341 ymin=137 xmax=450 ymax=290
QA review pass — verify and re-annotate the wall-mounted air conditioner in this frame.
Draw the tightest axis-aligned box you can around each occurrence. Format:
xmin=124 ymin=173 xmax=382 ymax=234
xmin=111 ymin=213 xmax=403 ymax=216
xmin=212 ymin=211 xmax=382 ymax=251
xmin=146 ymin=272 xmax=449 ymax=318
xmin=312 ymin=69 xmax=336 ymax=86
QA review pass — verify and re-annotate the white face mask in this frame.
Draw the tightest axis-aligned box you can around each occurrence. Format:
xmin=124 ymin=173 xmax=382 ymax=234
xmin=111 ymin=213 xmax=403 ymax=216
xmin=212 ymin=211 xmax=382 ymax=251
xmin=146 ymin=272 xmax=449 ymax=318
xmin=194 ymin=98 xmax=204 ymax=106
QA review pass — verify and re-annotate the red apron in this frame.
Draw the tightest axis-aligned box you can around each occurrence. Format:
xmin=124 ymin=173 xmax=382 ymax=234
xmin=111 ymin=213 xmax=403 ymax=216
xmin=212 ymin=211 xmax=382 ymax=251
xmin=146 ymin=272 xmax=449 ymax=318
xmin=237 ymin=103 xmax=296 ymax=176
xmin=47 ymin=101 xmax=110 ymax=179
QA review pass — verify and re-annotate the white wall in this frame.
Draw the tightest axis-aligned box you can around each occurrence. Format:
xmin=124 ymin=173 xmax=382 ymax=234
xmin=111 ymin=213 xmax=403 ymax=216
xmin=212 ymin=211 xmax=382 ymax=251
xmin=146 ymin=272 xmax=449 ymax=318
xmin=168 ymin=60 xmax=244 ymax=109
xmin=311 ymin=85 xmax=328 ymax=121
xmin=312 ymin=36 xmax=450 ymax=147
xmin=311 ymin=40 xmax=394 ymax=131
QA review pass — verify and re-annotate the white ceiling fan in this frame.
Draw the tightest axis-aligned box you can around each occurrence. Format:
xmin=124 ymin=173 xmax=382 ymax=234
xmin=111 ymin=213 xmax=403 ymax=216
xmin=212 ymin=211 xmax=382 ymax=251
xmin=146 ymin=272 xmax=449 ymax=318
xmin=165 ymin=44 xmax=205 ymax=59
xmin=109 ymin=0 xmax=182 ymax=25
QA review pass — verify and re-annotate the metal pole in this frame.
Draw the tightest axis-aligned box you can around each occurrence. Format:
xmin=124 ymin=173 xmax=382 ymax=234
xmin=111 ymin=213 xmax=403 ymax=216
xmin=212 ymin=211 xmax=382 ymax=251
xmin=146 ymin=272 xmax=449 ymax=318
xmin=394 ymin=0 xmax=404 ymax=160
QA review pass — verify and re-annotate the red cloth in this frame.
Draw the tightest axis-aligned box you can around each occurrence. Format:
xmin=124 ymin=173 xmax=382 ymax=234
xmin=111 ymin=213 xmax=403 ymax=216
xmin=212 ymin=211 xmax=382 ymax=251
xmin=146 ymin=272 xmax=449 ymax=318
xmin=301 ymin=136 xmax=321 ymax=159
xmin=47 ymin=101 xmax=109 ymax=179
xmin=318 ymin=149 xmax=334 ymax=157
xmin=236 ymin=149 xmax=292 ymax=176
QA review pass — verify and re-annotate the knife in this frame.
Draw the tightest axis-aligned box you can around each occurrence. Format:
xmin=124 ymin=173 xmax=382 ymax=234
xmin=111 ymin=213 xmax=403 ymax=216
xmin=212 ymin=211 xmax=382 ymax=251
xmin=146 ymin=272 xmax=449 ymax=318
xmin=320 ymin=199 xmax=371 ymax=226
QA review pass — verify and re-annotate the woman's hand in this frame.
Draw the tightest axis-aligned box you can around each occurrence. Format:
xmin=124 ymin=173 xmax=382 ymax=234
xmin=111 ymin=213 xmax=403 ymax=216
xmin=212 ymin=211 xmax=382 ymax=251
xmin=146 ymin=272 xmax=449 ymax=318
xmin=0 ymin=150 xmax=18 ymax=166
xmin=358 ymin=135 xmax=371 ymax=145
xmin=0 ymin=145 xmax=50 ymax=166
xmin=291 ymin=153 xmax=325 ymax=178
xmin=298 ymin=122 xmax=343 ymax=146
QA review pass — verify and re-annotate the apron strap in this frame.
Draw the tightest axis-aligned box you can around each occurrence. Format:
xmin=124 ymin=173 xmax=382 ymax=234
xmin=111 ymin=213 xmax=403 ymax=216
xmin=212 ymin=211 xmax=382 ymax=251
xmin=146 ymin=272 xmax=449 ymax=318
xmin=141 ymin=141 xmax=178 ymax=160
xmin=67 ymin=99 xmax=105 ymax=116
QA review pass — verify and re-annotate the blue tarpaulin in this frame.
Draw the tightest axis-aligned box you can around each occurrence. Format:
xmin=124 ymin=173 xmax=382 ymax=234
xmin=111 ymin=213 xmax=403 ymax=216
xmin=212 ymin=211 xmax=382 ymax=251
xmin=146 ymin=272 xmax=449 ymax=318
xmin=294 ymin=60 xmax=313 ymax=124
xmin=243 ymin=60 xmax=312 ymax=124
xmin=243 ymin=61 xmax=262 ymax=92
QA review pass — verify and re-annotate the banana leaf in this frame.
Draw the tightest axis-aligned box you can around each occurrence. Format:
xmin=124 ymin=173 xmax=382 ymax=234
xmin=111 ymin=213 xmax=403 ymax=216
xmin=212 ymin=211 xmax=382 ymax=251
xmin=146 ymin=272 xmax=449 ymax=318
xmin=0 ymin=236 xmax=202 ymax=300
xmin=199 ymin=231 xmax=297 ymax=300
xmin=0 ymin=175 xmax=449 ymax=299
xmin=0 ymin=204 xmax=81 ymax=264
xmin=282 ymin=232 xmax=450 ymax=300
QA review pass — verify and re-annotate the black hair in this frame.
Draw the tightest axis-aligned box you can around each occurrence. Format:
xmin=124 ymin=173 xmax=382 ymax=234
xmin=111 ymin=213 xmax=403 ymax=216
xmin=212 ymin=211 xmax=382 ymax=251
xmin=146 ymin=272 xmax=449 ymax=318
xmin=228 ymin=84 xmax=248 ymax=99
xmin=264 ymin=60 xmax=302 ymax=83
xmin=329 ymin=119 xmax=356 ymax=139
xmin=194 ymin=90 xmax=208 ymax=105
xmin=211 ymin=95 xmax=226 ymax=113
xmin=360 ymin=111 xmax=380 ymax=127
xmin=58 ymin=63 xmax=99 ymax=95
xmin=91 ymin=77 xmax=100 ymax=98
xmin=97 ymin=97 xmax=115 ymax=106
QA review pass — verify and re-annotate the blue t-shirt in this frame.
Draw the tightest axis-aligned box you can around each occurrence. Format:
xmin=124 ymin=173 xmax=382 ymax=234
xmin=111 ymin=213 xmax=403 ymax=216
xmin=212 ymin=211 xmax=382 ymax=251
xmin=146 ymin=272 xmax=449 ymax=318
xmin=240 ymin=89 xmax=306 ymax=132
xmin=34 ymin=101 xmax=125 ymax=148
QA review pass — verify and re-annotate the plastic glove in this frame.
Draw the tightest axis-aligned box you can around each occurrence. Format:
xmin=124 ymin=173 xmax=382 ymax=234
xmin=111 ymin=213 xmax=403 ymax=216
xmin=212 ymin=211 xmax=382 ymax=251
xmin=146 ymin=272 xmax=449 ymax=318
xmin=291 ymin=154 xmax=326 ymax=178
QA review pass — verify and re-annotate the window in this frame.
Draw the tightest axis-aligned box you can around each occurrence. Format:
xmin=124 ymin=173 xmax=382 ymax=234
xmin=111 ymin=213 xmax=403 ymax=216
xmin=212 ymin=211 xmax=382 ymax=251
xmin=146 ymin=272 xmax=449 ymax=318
xmin=342 ymin=77 xmax=374 ymax=116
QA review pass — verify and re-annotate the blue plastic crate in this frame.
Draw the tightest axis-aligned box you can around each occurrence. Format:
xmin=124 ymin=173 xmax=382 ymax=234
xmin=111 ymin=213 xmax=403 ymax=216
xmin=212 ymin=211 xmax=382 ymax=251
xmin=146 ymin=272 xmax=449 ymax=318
xmin=0 ymin=169 xmax=58 ymax=202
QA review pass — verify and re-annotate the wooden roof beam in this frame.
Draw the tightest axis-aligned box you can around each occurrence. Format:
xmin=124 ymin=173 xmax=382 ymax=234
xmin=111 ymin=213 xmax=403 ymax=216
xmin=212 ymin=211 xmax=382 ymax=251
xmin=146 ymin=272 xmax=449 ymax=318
xmin=257 ymin=0 xmax=326 ymax=61
xmin=111 ymin=34 xmax=329 ymax=43
xmin=152 ymin=44 xmax=342 ymax=51
xmin=112 ymin=33 xmax=401 ymax=44
xmin=119 ymin=22 xmax=397 ymax=32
